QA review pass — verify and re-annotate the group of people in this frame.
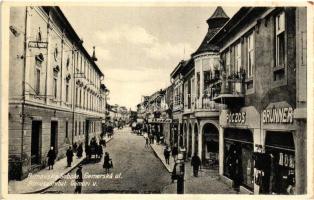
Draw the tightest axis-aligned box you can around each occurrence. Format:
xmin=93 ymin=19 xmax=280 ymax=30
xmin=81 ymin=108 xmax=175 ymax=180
xmin=85 ymin=138 xmax=105 ymax=162
xmin=46 ymin=142 xmax=85 ymax=170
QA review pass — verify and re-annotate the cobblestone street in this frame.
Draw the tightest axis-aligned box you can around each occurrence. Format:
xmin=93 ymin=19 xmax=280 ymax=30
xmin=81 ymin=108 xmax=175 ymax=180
xmin=44 ymin=127 xmax=172 ymax=193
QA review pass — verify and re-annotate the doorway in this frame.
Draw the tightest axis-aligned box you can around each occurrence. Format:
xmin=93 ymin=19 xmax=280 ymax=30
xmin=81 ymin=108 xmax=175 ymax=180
xmin=202 ymin=123 xmax=219 ymax=169
xmin=85 ymin=120 xmax=90 ymax=147
xmin=188 ymin=124 xmax=192 ymax=157
xmin=31 ymin=121 xmax=42 ymax=165
xmin=50 ymin=121 xmax=58 ymax=152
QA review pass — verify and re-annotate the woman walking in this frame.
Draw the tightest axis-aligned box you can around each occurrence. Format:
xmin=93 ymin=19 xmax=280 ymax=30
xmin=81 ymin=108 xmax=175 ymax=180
xmin=103 ymin=152 xmax=113 ymax=174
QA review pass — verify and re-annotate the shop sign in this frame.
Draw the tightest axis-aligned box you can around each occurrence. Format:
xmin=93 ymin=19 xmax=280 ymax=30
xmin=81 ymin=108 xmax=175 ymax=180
xmin=226 ymin=112 xmax=246 ymax=124
xmin=262 ymin=107 xmax=294 ymax=124
xmin=148 ymin=118 xmax=172 ymax=123
xmin=28 ymin=41 xmax=48 ymax=49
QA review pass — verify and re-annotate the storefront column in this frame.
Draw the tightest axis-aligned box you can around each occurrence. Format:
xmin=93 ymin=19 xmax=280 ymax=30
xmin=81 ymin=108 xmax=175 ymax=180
xmin=219 ymin=126 xmax=224 ymax=175
xmin=294 ymin=120 xmax=306 ymax=194
xmin=253 ymin=128 xmax=263 ymax=194
xmin=186 ymin=123 xmax=190 ymax=153
xmin=191 ymin=123 xmax=195 ymax=156
xmin=198 ymin=124 xmax=202 ymax=159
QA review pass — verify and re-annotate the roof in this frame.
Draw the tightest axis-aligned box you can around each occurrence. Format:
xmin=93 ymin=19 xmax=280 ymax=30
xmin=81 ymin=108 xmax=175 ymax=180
xmin=208 ymin=6 xmax=229 ymax=20
xmin=42 ymin=7 xmax=104 ymax=77
xmin=209 ymin=7 xmax=274 ymax=45
xmin=192 ymin=7 xmax=229 ymax=56
xmin=170 ymin=59 xmax=190 ymax=78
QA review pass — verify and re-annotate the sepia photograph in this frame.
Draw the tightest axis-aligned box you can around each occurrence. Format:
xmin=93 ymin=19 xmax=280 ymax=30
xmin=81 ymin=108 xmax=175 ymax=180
xmin=1 ymin=1 xmax=312 ymax=198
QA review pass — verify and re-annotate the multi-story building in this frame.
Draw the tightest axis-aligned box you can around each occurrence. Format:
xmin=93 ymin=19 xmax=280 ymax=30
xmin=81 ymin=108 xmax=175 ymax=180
xmin=210 ymin=7 xmax=307 ymax=194
xmin=9 ymin=6 xmax=106 ymax=180
xmin=170 ymin=60 xmax=186 ymax=146
xmin=181 ymin=7 xmax=229 ymax=165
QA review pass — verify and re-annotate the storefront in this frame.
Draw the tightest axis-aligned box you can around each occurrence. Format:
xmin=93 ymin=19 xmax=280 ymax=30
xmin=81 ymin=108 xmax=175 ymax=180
xmin=202 ymin=123 xmax=219 ymax=169
xmin=258 ymin=102 xmax=298 ymax=194
xmin=220 ymin=107 xmax=260 ymax=192
xmin=224 ymin=128 xmax=254 ymax=190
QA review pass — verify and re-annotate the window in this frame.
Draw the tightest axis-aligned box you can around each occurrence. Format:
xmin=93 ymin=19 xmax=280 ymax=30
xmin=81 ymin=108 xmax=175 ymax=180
xmin=53 ymin=77 xmax=57 ymax=99
xmin=65 ymin=121 xmax=68 ymax=138
xmin=75 ymin=87 xmax=78 ymax=106
xmin=35 ymin=68 xmax=41 ymax=94
xmin=79 ymin=121 xmax=81 ymax=135
xmin=75 ymin=121 xmax=77 ymax=136
xmin=66 ymin=82 xmax=69 ymax=103
xmin=226 ymin=51 xmax=231 ymax=76
xmin=247 ymin=33 xmax=254 ymax=78
xmin=235 ymin=43 xmax=242 ymax=73
xmin=276 ymin=12 xmax=285 ymax=67
xmin=79 ymin=88 xmax=82 ymax=108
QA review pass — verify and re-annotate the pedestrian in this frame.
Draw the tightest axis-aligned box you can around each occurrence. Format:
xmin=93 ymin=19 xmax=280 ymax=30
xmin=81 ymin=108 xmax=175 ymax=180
xmin=85 ymin=145 xmax=91 ymax=161
xmin=77 ymin=143 xmax=83 ymax=158
xmin=171 ymin=144 xmax=178 ymax=162
xmin=47 ymin=146 xmax=56 ymax=170
xmin=226 ymin=144 xmax=242 ymax=192
xmin=103 ymin=152 xmax=112 ymax=174
xmin=145 ymin=136 xmax=149 ymax=148
xmin=149 ymin=133 xmax=153 ymax=144
xmin=164 ymin=145 xmax=171 ymax=164
xmin=97 ymin=144 xmax=103 ymax=160
xmin=74 ymin=164 xmax=83 ymax=194
xmin=191 ymin=153 xmax=201 ymax=177
xmin=66 ymin=146 xmax=74 ymax=167
xmin=72 ymin=142 xmax=77 ymax=153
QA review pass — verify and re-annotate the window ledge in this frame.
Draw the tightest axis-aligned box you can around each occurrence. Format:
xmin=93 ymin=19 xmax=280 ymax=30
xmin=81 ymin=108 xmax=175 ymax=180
xmin=273 ymin=65 xmax=285 ymax=71
xmin=245 ymin=77 xmax=253 ymax=83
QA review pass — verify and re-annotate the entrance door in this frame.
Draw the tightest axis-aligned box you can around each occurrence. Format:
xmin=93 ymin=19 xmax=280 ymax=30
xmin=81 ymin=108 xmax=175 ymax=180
xmin=202 ymin=123 xmax=219 ymax=169
xmin=31 ymin=121 xmax=41 ymax=165
xmin=85 ymin=120 xmax=90 ymax=147
xmin=50 ymin=121 xmax=58 ymax=151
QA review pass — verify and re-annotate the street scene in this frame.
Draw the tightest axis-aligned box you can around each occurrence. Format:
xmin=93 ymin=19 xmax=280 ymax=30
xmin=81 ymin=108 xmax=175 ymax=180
xmin=7 ymin=4 xmax=308 ymax=195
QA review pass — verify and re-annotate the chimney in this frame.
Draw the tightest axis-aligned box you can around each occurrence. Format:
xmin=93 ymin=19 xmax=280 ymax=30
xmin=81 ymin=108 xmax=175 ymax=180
xmin=92 ymin=46 xmax=97 ymax=61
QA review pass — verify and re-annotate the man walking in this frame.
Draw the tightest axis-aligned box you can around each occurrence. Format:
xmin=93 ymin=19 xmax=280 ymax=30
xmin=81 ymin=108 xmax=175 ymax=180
xmin=164 ymin=145 xmax=171 ymax=164
xmin=191 ymin=153 xmax=201 ymax=177
xmin=171 ymin=144 xmax=178 ymax=162
xmin=66 ymin=146 xmax=74 ymax=167
xmin=74 ymin=165 xmax=83 ymax=194
xmin=145 ymin=136 xmax=149 ymax=148
xmin=47 ymin=146 xmax=56 ymax=170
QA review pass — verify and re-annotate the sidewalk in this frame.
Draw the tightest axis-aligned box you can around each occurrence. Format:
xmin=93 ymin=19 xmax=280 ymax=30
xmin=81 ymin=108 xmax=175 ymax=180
xmin=8 ymin=136 xmax=113 ymax=194
xmin=149 ymin=141 xmax=240 ymax=194
xmin=150 ymin=143 xmax=175 ymax=172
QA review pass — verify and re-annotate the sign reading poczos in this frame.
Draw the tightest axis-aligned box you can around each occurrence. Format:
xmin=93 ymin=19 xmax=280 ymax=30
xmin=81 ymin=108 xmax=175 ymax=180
xmin=226 ymin=112 xmax=246 ymax=124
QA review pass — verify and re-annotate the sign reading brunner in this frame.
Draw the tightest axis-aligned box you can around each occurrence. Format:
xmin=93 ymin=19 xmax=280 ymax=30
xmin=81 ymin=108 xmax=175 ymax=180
xmin=262 ymin=107 xmax=294 ymax=124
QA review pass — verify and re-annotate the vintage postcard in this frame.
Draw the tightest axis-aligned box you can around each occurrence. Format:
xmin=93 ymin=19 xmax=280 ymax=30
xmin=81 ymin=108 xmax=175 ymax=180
xmin=0 ymin=0 xmax=313 ymax=199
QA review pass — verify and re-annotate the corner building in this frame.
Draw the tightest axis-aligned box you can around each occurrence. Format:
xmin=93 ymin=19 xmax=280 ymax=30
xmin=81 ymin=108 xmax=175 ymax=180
xmin=210 ymin=7 xmax=307 ymax=194
xmin=9 ymin=6 xmax=106 ymax=180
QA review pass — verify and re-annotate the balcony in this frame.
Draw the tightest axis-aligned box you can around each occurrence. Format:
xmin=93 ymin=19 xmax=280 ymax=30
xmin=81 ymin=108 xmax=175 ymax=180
xmin=213 ymin=79 xmax=245 ymax=105
xmin=194 ymin=97 xmax=220 ymax=118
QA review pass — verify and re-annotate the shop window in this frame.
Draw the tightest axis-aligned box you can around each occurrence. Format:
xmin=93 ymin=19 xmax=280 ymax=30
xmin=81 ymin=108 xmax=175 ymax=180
xmin=262 ymin=131 xmax=295 ymax=194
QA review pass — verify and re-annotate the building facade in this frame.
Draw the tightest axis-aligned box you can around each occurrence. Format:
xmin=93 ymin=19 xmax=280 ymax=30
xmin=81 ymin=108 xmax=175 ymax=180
xmin=210 ymin=7 xmax=307 ymax=194
xmin=9 ymin=6 xmax=106 ymax=180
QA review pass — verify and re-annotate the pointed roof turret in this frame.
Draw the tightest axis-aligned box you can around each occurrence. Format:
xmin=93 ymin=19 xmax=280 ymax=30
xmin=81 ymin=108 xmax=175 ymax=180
xmin=208 ymin=6 xmax=229 ymax=20
xmin=192 ymin=7 xmax=229 ymax=56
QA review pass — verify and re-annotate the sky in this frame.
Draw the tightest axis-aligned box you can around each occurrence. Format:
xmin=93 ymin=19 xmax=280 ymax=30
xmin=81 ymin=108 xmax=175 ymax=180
xmin=61 ymin=5 xmax=239 ymax=110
